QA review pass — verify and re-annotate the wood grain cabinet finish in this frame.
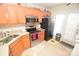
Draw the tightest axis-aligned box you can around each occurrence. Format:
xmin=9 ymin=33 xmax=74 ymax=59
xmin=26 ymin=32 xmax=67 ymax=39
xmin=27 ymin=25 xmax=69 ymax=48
xmin=21 ymin=34 xmax=30 ymax=49
xmin=0 ymin=4 xmax=50 ymax=24
xmin=16 ymin=5 xmax=25 ymax=24
xmin=9 ymin=34 xmax=30 ymax=56
xmin=24 ymin=7 xmax=34 ymax=16
xmin=0 ymin=4 xmax=8 ymax=24
xmin=6 ymin=5 xmax=17 ymax=24
xmin=40 ymin=29 xmax=45 ymax=41
xmin=24 ymin=7 xmax=49 ymax=22
xmin=9 ymin=39 xmax=24 ymax=56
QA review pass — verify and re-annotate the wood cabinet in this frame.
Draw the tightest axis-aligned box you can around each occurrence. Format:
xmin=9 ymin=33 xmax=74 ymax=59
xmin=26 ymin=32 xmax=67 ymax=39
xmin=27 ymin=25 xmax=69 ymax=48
xmin=9 ymin=38 xmax=24 ymax=56
xmin=40 ymin=29 xmax=45 ymax=41
xmin=24 ymin=7 xmax=49 ymax=22
xmin=0 ymin=4 xmax=25 ymax=24
xmin=21 ymin=34 xmax=30 ymax=49
xmin=0 ymin=4 xmax=50 ymax=24
xmin=16 ymin=5 xmax=25 ymax=24
xmin=9 ymin=34 xmax=30 ymax=56
xmin=0 ymin=4 xmax=8 ymax=24
xmin=6 ymin=5 xmax=17 ymax=24
xmin=0 ymin=4 xmax=17 ymax=24
xmin=25 ymin=7 xmax=34 ymax=16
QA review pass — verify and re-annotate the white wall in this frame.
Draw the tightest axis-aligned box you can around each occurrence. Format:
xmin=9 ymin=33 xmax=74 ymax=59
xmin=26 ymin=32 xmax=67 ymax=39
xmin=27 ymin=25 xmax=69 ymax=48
xmin=22 ymin=3 xmax=48 ymax=11
xmin=50 ymin=4 xmax=79 ymax=45
xmin=50 ymin=3 xmax=79 ymax=35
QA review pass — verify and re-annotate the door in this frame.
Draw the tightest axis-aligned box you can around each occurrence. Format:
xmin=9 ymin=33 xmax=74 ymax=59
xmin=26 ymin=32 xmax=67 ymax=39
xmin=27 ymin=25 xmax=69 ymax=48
xmin=41 ymin=29 xmax=45 ymax=41
xmin=6 ymin=5 xmax=17 ymax=24
xmin=9 ymin=37 xmax=24 ymax=56
xmin=9 ymin=34 xmax=30 ymax=56
xmin=0 ymin=4 xmax=8 ymax=24
xmin=21 ymin=35 xmax=30 ymax=49
xmin=25 ymin=8 xmax=33 ymax=16
xmin=16 ymin=5 xmax=25 ymax=23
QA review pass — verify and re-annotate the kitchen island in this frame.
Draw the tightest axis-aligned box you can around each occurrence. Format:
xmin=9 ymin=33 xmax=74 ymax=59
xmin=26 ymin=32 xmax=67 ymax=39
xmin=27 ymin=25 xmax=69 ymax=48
xmin=0 ymin=29 xmax=45 ymax=56
xmin=0 ymin=32 xmax=30 ymax=56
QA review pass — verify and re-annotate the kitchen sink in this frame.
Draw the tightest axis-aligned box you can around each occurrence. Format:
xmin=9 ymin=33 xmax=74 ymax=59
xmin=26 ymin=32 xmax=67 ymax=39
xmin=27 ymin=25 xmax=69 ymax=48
xmin=1 ymin=34 xmax=19 ymax=44
xmin=12 ymin=35 xmax=19 ymax=38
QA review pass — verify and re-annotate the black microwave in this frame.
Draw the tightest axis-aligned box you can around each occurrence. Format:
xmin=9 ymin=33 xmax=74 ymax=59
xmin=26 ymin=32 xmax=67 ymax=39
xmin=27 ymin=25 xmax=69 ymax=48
xmin=25 ymin=16 xmax=38 ymax=23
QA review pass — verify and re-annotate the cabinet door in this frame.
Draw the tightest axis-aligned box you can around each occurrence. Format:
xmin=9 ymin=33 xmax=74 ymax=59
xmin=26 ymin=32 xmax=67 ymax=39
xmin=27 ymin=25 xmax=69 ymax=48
xmin=6 ymin=5 xmax=17 ymax=24
xmin=25 ymin=7 xmax=35 ymax=16
xmin=0 ymin=4 xmax=7 ymax=24
xmin=22 ymin=34 xmax=30 ymax=49
xmin=33 ymin=9 xmax=43 ymax=22
xmin=41 ymin=29 xmax=45 ymax=41
xmin=16 ymin=5 xmax=25 ymax=24
xmin=9 ymin=34 xmax=30 ymax=56
xmin=9 ymin=38 xmax=24 ymax=56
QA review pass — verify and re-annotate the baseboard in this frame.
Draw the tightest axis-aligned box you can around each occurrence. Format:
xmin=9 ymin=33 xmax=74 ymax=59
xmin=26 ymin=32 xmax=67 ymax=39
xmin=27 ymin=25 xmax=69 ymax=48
xmin=60 ymin=41 xmax=74 ymax=48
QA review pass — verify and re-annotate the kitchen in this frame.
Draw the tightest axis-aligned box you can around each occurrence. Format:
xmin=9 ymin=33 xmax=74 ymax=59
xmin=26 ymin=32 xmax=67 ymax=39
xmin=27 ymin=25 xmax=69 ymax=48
xmin=0 ymin=3 xmax=79 ymax=56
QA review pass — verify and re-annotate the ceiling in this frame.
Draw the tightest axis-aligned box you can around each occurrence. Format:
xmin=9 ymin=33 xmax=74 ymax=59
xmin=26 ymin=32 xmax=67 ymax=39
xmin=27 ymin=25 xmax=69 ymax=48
xmin=33 ymin=3 xmax=65 ymax=8
xmin=25 ymin=3 xmax=66 ymax=8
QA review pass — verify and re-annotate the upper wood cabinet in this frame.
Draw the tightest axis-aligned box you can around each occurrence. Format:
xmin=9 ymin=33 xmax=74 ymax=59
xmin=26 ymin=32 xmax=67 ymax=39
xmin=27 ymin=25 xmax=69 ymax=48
xmin=21 ymin=34 xmax=30 ymax=49
xmin=0 ymin=4 xmax=17 ymax=24
xmin=25 ymin=7 xmax=34 ymax=16
xmin=16 ymin=5 xmax=25 ymax=24
xmin=6 ymin=5 xmax=17 ymax=24
xmin=0 ymin=4 xmax=51 ymax=24
xmin=0 ymin=4 xmax=8 ymax=24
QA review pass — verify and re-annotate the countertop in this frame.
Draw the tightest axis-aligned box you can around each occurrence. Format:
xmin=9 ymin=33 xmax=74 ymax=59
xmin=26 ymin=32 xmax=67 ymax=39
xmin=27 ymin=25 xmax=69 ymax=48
xmin=7 ymin=32 xmax=29 ymax=45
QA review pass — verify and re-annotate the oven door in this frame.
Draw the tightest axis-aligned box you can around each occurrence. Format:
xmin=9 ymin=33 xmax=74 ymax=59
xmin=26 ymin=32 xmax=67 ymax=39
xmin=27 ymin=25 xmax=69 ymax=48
xmin=31 ymin=32 xmax=38 ymax=41
xmin=30 ymin=31 xmax=41 ymax=47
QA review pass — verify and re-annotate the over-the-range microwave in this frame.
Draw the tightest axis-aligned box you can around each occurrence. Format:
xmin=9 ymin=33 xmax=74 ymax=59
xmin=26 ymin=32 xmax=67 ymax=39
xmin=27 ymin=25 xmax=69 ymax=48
xmin=25 ymin=16 xmax=38 ymax=23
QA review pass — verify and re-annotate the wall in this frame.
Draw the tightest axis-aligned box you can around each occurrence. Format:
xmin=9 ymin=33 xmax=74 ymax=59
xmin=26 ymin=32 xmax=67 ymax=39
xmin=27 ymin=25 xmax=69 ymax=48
xmin=49 ymin=4 xmax=79 ymax=45
xmin=22 ymin=3 xmax=46 ymax=11
xmin=50 ymin=3 xmax=79 ymax=36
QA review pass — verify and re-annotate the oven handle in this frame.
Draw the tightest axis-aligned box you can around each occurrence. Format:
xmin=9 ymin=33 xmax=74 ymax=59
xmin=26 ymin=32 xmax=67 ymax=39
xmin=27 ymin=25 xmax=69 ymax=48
xmin=30 ymin=32 xmax=38 ymax=35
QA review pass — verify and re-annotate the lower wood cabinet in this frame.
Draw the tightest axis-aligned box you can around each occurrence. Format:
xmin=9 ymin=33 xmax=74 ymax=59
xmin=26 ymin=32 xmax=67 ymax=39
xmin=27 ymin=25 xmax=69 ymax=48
xmin=9 ymin=30 xmax=44 ymax=56
xmin=41 ymin=29 xmax=45 ymax=41
xmin=22 ymin=35 xmax=30 ymax=49
xmin=9 ymin=34 xmax=30 ymax=56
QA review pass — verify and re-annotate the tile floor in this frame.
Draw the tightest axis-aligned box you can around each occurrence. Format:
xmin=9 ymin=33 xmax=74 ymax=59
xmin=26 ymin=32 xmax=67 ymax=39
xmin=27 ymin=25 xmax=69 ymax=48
xmin=21 ymin=39 xmax=73 ymax=56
